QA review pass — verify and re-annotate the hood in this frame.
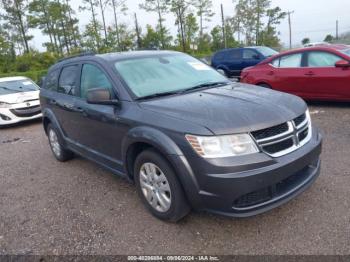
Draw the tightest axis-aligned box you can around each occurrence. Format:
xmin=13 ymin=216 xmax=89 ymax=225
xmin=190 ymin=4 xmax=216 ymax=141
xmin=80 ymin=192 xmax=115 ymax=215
xmin=139 ymin=84 xmax=307 ymax=135
xmin=0 ymin=90 xmax=39 ymax=104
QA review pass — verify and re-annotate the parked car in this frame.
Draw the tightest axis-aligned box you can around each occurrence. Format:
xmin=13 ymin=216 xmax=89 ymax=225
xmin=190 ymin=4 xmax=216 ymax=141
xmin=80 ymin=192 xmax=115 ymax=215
xmin=211 ymin=46 xmax=279 ymax=77
xmin=0 ymin=76 xmax=42 ymax=126
xmin=240 ymin=45 xmax=350 ymax=101
xmin=40 ymin=51 xmax=322 ymax=222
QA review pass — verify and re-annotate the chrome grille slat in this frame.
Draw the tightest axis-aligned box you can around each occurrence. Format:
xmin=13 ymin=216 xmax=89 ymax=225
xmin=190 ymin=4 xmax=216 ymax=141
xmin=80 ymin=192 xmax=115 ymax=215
xmin=251 ymin=112 xmax=312 ymax=158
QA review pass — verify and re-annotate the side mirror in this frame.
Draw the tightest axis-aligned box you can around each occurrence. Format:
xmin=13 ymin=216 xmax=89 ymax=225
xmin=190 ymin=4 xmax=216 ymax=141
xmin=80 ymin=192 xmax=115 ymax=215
xmin=87 ymin=88 xmax=119 ymax=106
xmin=335 ymin=60 xmax=350 ymax=68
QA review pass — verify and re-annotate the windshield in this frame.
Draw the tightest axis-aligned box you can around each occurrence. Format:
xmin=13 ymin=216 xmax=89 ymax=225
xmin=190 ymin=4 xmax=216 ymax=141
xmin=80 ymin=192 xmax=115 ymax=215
xmin=0 ymin=79 xmax=39 ymax=96
xmin=255 ymin=46 xmax=279 ymax=57
xmin=114 ymin=53 xmax=229 ymax=99
xmin=340 ymin=49 xmax=350 ymax=56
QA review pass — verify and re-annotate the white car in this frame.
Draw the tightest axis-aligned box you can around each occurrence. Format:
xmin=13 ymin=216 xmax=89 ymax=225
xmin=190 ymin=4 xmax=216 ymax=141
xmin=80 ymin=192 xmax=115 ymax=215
xmin=0 ymin=76 xmax=42 ymax=126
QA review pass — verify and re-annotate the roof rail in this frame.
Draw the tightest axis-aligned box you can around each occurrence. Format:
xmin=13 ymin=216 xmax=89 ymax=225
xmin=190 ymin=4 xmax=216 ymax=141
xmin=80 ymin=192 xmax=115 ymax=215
xmin=57 ymin=51 xmax=96 ymax=63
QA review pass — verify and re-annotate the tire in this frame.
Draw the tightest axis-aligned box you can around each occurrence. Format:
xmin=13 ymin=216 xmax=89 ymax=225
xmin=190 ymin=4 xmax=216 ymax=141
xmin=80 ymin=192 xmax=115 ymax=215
xmin=134 ymin=149 xmax=190 ymax=222
xmin=47 ymin=123 xmax=74 ymax=162
xmin=258 ymin=83 xmax=272 ymax=89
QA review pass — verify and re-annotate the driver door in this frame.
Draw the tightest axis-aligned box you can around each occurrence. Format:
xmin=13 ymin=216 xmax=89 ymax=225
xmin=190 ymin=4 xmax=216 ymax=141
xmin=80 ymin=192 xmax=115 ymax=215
xmin=73 ymin=63 xmax=125 ymax=171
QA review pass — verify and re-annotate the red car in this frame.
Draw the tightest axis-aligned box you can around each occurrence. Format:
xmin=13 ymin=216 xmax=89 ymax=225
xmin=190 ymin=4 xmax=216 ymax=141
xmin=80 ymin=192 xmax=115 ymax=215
xmin=241 ymin=45 xmax=350 ymax=101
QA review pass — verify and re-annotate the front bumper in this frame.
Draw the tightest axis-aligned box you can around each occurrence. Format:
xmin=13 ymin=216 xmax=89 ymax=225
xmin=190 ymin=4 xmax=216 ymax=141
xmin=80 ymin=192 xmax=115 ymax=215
xmin=175 ymin=128 xmax=322 ymax=217
xmin=0 ymin=101 xmax=42 ymax=125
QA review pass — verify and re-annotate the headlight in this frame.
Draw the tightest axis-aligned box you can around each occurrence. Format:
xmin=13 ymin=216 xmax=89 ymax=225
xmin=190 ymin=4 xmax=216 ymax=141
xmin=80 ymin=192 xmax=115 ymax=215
xmin=0 ymin=102 xmax=10 ymax=108
xmin=186 ymin=134 xmax=259 ymax=158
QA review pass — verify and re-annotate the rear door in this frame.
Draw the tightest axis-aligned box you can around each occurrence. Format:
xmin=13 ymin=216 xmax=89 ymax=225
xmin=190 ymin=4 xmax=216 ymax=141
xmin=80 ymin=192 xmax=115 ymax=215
xmin=47 ymin=64 xmax=80 ymax=139
xmin=304 ymin=51 xmax=350 ymax=100
xmin=268 ymin=52 xmax=311 ymax=97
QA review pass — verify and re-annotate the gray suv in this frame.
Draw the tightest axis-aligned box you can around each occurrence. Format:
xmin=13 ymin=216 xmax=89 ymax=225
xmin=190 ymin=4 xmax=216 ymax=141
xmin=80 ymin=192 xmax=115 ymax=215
xmin=40 ymin=51 xmax=322 ymax=222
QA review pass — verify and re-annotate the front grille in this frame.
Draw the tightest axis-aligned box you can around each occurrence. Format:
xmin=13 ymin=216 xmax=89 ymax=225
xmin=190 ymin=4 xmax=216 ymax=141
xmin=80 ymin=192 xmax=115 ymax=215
xmin=293 ymin=113 xmax=307 ymax=127
xmin=251 ymin=123 xmax=289 ymax=140
xmin=10 ymin=105 xmax=41 ymax=118
xmin=298 ymin=128 xmax=309 ymax=142
xmin=251 ymin=111 xmax=311 ymax=157
xmin=233 ymin=165 xmax=312 ymax=209
xmin=263 ymin=138 xmax=294 ymax=154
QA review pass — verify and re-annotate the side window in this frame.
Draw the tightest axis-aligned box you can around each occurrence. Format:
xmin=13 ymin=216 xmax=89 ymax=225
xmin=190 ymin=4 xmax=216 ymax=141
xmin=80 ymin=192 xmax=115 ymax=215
xmin=80 ymin=64 xmax=113 ymax=99
xmin=44 ymin=69 xmax=60 ymax=91
xmin=307 ymin=51 xmax=342 ymax=67
xmin=229 ymin=49 xmax=241 ymax=60
xmin=58 ymin=65 xmax=79 ymax=95
xmin=279 ymin=53 xmax=303 ymax=68
xmin=243 ymin=49 xmax=259 ymax=59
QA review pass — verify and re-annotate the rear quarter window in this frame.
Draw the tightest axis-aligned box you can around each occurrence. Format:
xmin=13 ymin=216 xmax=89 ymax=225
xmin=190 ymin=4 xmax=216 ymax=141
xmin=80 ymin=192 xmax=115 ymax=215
xmin=44 ymin=69 xmax=60 ymax=91
xmin=58 ymin=65 xmax=79 ymax=95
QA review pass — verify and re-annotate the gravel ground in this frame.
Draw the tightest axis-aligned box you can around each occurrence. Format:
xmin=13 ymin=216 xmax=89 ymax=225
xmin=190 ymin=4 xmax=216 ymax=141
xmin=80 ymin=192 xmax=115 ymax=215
xmin=0 ymin=103 xmax=349 ymax=255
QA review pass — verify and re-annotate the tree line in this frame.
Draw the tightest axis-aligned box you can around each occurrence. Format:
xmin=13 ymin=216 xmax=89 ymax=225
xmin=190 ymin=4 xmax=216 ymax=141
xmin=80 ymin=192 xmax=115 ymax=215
xmin=0 ymin=0 xmax=286 ymax=74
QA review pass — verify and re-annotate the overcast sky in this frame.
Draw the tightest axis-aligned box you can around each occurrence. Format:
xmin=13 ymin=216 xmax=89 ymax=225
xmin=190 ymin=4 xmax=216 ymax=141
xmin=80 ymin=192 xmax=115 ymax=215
xmin=30 ymin=0 xmax=350 ymax=50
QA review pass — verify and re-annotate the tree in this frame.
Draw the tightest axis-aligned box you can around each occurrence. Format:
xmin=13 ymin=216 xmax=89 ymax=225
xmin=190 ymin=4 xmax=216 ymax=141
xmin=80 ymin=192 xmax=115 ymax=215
xmin=107 ymin=0 xmax=128 ymax=50
xmin=234 ymin=0 xmax=285 ymax=46
xmin=170 ymin=0 xmax=189 ymax=52
xmin=80 ymin=0 xmax=101 ymax=50
xmin=98 ymin=0 xmax=108 ymax=44
xmin=82 ymin=20 xmax=103 ymax=51
xmin=211 ymin=26 xmax=223 ymax=51
xmin=140 ymin=0 xmax=170 ymax=49
xmin=302 ymin=38 xmax=310 ymax=45
xmin=142 ymin=25 xmax=161 ymax=49
xmin=0 ymin=0 xmax=33 ymax=53
xmin=193 ymin=0 xmax=214 ymax=50
xmin=259 ymin=6 xmax=286 ymax=47
xmin=185 ymin=13 xmax=199 ymax=51
xmin=324 ymin=34 xmax=334 ymax=43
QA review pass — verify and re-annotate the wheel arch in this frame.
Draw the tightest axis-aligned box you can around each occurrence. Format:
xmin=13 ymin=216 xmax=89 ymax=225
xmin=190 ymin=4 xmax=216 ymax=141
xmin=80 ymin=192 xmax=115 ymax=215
xmin=122 ymin=126 xmax=202 ymax=208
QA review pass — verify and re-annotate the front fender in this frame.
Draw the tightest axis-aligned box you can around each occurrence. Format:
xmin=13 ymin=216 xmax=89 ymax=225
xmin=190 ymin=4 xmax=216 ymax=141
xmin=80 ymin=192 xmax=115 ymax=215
xmin=122 ymin=126 xmax=203 ymax=209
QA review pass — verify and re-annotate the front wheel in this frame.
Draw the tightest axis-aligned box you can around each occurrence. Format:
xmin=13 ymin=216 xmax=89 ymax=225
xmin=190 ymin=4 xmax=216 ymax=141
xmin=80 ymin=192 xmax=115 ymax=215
xmin=134 ymin=149 xmax=190 ymax=222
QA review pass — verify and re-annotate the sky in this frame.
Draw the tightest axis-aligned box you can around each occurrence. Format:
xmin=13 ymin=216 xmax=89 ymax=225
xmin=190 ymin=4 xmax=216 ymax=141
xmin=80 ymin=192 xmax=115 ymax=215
xmin=30 ymin=0 xmax=350 ymax=51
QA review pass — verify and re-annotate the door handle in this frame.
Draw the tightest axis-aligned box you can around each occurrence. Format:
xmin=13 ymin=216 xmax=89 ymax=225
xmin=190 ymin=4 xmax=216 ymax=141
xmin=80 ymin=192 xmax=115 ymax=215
xmin=305 ymin=71 xmax=315 ymax=76
xmin=267 ymin=71 xmax=274 ymax=76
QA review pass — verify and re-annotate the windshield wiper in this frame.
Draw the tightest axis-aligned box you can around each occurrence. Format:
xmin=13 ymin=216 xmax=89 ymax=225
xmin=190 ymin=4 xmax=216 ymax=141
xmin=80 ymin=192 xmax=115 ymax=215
xmin=180 ymin=81 xmax=230 ymax=94
xmin=0 ymin=86 xmax=14 ymax=92
xmin=137 ymin=90 xmax=183 ymax=101
xmin=136 ymin=81 xmax=230 ymax=101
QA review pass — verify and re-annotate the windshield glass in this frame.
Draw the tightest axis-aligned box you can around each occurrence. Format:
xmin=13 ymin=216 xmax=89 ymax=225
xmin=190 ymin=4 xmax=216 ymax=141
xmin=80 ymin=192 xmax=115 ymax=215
xmin=0 ymin=79 xmax=39 ymax=96
xmin=255 ymin=46 xmax=279 ymax=57
xmin=114 ymin=53 xmax=228 ymax=99
xmin=340 ymin=49 xmax=350 ymax=56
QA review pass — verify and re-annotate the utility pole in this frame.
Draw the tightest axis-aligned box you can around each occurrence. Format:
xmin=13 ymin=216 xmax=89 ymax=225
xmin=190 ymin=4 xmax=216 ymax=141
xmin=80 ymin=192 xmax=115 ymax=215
xmin=134 ymin=13 xmax=142 ymax=50
xmin=287 ymin=11 xmax=294 ymax=49
xmin=336 ymin=20 xmax=339 ymax=40
xmin=221 ymin=4 xmax=227 ymax=49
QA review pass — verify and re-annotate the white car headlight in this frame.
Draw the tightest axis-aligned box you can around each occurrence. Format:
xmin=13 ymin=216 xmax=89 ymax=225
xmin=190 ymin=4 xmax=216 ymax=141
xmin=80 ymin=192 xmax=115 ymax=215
xmin=186 ymin=134 xmax=259 ymax=158
xmin=0 ymin=102 xmax=10 ymax=108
